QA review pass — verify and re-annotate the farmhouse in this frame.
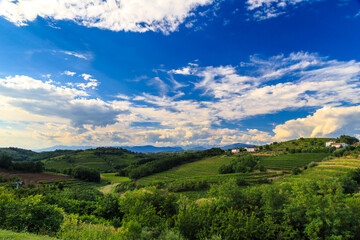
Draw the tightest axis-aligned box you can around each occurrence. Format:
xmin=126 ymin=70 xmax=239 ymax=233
xmin=231 ymin=148 xmax=240 ymax=154
xmin=325 ymin=140 xmax=336 ymax=147
xmin=245 ymin=147 xmax=258 ymax=152
xmin=330 ymin=143 xmax=348 ymax=148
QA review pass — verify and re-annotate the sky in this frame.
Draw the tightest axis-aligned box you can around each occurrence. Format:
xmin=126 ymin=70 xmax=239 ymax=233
xmin=0 ymin=0 xmax=360 ymax=149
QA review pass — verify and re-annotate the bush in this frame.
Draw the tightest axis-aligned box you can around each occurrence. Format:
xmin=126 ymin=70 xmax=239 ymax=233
xmin=307 ymin=161 xmax=318 ymax=168
xmin=292 ymin=167 xmax=301 ymax=175
xmin=115 ymin=181 xmax=136 ymax=193
xmin=0 ymin=155 xmax=12 ymax=169
xmin=0 ymin=188 xmax=64 ymax=234
xmin=71 ymin=166 xmax=100 ymax=182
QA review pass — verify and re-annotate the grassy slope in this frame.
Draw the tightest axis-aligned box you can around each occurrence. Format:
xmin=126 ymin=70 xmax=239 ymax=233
xmin=138 ymin=155 xmax=236 ymax=184
xmin=137 ymin=155 xmax=286 ymax=186
xmin=0 ymin=229 xmax=56 ymax=240
xmin=279 ymin=155 xmax=360 ymax=183
xmin=43 ymin=149 xmax=137 ymax=172
xmin=259 ymin=153 xmax=330 ymax=170
xmin=269 ymin=138 xmax=333 ymax=151
xmin=101 ymin=173 xmax=131 ymax=183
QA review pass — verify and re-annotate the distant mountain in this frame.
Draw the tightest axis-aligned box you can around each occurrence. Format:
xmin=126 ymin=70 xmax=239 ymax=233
xmin=36 ymin=145 xmax=184 ymax=153
xmin=121 ymin=145 xmax=184 ymax=153
xmin=220 ymin=143 xmax=256 ymax=150
xmin=35 ymin=145 xmax=95 ymax=152
xmin=36 ymin=143 xmax=255 ymax=153
xmin=182 ymin=146 xmax=208 ymax=151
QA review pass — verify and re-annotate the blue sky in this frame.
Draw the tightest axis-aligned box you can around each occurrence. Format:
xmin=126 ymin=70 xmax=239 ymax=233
xmin=0 ymin=0 xmax=360 ymax=149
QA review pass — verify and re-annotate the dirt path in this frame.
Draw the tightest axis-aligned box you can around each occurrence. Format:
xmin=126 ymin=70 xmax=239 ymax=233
xmin=99 ymin=183 xmax=121 ymax=194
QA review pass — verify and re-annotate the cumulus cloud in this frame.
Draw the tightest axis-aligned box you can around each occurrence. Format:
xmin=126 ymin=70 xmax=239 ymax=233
xmin=0 ymin=0 xmax=215 ymax=33
xmin=0 ymin=75 xmax=119 ymax=128
xmin=1 ymin=52 xmax=360 ymax=148
xmin=273 ymin=106 xmax=360 ymax=141
xmin=172 ymin=52 xmax=360 ymax=121
xmin=63 ymin=71 xmax=76 ymax=76
xmin=246 ymin=0 xmax=319 ymax=20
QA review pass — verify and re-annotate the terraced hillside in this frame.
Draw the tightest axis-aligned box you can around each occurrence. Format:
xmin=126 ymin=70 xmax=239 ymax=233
xmin=137 ymin=155 xmax=235 ymax=184
xmin=279 ymin=155 xmax=360 ymax=183
xmin=43 ymin=148 xmax=138 ymax=172
xmin=137 ymin=155 xmax=284 ymax=187
xmin=259 ymin=153 xmax=330 ymax=170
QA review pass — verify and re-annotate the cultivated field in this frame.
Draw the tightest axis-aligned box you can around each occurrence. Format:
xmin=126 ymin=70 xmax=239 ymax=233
xmin=0 ymin=171 xmax=72 ymax=185
xmin=279 ymin=155 xmax=360 ymax=183
xmin=259 ymin=153 xmax=329 ymax=170
xmin=101 ymin=173 xmax=131 ymax=183
xmin=137 ymin=155 xmax=235 ymax=184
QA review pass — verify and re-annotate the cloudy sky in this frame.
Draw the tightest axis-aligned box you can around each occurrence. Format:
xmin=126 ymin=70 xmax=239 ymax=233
xmin=0 ymin=0 xmax=360 ymax=149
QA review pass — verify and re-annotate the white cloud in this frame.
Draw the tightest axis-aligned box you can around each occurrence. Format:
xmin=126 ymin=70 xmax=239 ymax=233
xmin=246 ymin=0 xmax=319 ymax=20
xmin=273 ymin=106 xmax=360 ymax=141
xmin=81 ymin=73 xmax=93 ymax=81
xmin=172 ymin=52 xmax=360 ymax=121
xmin=62 ymin=51 xmax=89 ymax=60
xmin=0 ymin=75 xmax=118 ymax=128
xmin=1 ymin=52 xmax=360 ymax=148
xmin=63 ymin=71 xmax=76 ymax=76
xmin=0 ymin=0 xmax=215 ymax=34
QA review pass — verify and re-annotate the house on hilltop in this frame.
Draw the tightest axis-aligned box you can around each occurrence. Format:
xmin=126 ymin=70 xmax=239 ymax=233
xmin=325 ymin=140 xmax=336 ymax=147
xmin=231 ymin=148 xmax=240 ymax=154
xmin=330 ymin=143 xmax=348 ymax=148
xmin=245 ymin=147 xmax=258 ymax=152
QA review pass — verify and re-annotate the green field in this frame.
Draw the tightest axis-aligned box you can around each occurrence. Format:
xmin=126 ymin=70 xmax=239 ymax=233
xmin=43 ymin=149 xmax=137 ymax=172
xmin=279 ymin=155 xmax=360 ymax=183
xmin=138 ymin=155 xmax=236 ymax=184
xmin=259 ymin=153 xmax=329 ymax=170
xmin=268 ymin=138 xmax=332 ymax=151
xmin=40 ymin=179 xmax=105 ymax=189
xmin=0 ymin=229 xmax=56 ymax=240
xmin=101 ymin=173 xmax=131 ymax=183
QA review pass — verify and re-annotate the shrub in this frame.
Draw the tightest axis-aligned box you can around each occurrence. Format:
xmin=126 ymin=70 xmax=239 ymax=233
xmin=307 ymin=161 xmax=318 ymax=168
xmin=115 ymin=181 xmax=136 ymax=193
xmin=0 ymin=188 xmax=64 ymax=234
xmin=292 ymin=167 xmax=301 ymax=175
xmin=71 ymin=166 xmax=100 ymax=182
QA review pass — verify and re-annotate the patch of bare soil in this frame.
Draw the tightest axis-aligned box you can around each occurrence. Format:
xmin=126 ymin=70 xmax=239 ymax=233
xmin=0 ymin=171 xmax=72 ymax=185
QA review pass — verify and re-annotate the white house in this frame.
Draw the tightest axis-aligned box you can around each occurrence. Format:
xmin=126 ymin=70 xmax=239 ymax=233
xmin=231 ymin=148 xmax=240 ymax=154
xmin=330 ymin=143 xmax=348 ymax=148
xmin=244 ymin=147 xmax=258 ymax=152
xmin=325 ymin=140 xmax=336 ymax=147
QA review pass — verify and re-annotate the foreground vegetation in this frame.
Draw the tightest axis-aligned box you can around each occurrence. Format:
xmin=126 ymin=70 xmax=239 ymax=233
xmin=1 ymin=136 xmax=360 ymax=239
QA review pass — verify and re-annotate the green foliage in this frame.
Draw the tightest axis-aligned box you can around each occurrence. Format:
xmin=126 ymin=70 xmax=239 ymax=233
xmin=219 ymin=154 xmax=258 ymax=174
xmin=71 ymin=166 xmax=101 ymax=182
xmin=0 ymin=155 xmax=44 ymax=173
xmin=259 ymin=153 xmax=329 ymax=170
xmin=0 ymin=229 xmax=57 ymax=240
xmin=0 ymin=187 xmax=64 ymax=235
xmin=124 ymin=148 xmax=224 ymax=179
xmin=115 ymin=181 xmax=137 ymax=193
xmin=292 ymin=167 xmax=301 ymax=175
xmin=337 ymin=135 xmax=359 ymax=145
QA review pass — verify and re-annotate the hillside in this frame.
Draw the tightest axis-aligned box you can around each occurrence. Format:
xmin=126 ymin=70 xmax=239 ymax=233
xmin=0 ymin=147 xmax=75 ymax=162
xmin=43 ymin=147 xmax=139 ymax=172
xmin=267 ymin=137 xmax=333 ymax=151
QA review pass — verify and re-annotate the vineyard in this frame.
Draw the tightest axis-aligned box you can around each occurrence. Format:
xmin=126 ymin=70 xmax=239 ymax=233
xmin=258 ymin=153 xmax=330 ymax=170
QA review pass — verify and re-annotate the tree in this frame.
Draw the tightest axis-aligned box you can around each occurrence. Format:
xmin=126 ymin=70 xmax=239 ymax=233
xmin=337 ymin=135 xmax=359 ymax=145
xmin=0 ymin=155 xmax=13 ymax=169
xmin=71 ymin=166 xmax=100 ymax=182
